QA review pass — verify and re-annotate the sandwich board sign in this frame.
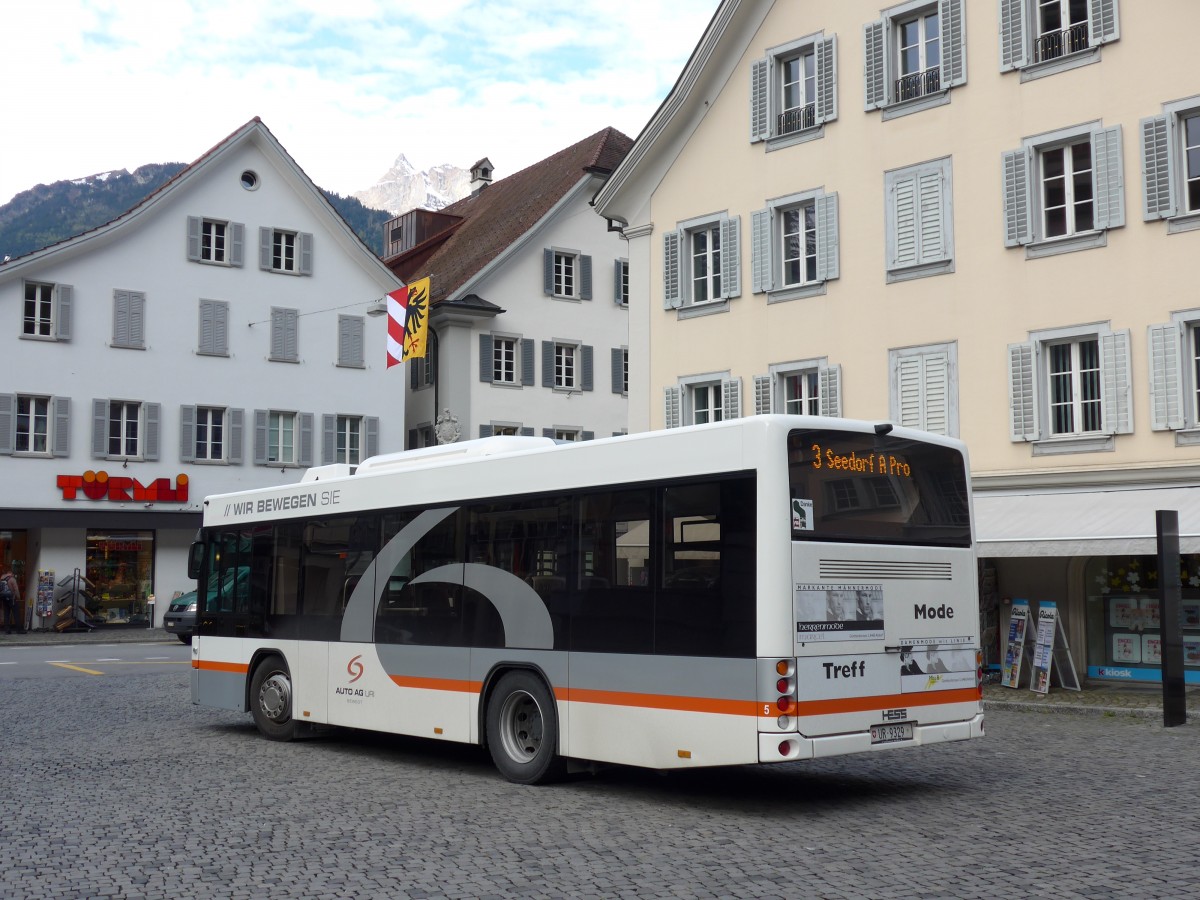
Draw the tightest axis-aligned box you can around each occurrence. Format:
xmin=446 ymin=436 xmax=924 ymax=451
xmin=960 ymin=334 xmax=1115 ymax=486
xmin=1001 ymin=599 xmax=1032 ymax=688
xmin=1030 ymin=601 xmax=1081 ymax=694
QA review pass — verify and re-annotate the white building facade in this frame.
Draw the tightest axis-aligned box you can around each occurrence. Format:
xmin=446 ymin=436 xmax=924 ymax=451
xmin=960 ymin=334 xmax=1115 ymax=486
xmin=0 ymin=119 xmax=403 ymax=631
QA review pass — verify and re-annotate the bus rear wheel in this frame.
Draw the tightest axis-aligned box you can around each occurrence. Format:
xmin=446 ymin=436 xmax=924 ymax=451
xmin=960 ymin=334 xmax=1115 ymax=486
xmin=250 ymin=655 xmax=295 ymax=741
xmin=485 ymin=671 xmax=565 ymax=784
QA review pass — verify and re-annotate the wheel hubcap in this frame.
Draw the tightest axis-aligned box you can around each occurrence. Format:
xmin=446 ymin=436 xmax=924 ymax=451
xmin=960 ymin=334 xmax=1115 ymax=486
xmin=259 ymin=673 xmax=291 ymax=723
xmin=498 ymin=690 xmax=544 ymax=764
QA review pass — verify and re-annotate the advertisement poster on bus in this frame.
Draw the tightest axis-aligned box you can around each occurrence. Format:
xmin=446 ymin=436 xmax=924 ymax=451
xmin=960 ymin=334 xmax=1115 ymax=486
xmin=899 ymin=645 xmax=977 ymax=692
xmin=794 ymin=583 xmax=884 ymax=642
xmin=1001 ymin=599 xmax=1030 ymax=688
xmin=1030 ymin=601 xmax=1058 ymax=694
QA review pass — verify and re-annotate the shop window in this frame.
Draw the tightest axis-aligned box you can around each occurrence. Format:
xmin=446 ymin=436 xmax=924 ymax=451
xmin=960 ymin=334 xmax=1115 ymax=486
xmin=85 ymin=530 xmax=155 ymax=627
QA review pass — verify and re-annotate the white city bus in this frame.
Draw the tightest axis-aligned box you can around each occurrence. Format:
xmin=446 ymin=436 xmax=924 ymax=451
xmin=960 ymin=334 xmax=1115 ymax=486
xmin=188 ymin=416 xmax=983 ymax=783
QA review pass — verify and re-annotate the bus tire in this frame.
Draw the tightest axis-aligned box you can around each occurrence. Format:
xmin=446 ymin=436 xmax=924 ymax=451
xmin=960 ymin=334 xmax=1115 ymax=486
xmin=250 ymin=655 xmax=295 ymax=741
xmin=485 ymin=670 xmax=565 ymax=784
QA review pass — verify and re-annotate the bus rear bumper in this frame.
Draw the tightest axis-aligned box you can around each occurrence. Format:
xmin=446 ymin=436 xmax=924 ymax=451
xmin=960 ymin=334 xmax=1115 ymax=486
xmin=759 ymin=712 xmax=985 ymax=763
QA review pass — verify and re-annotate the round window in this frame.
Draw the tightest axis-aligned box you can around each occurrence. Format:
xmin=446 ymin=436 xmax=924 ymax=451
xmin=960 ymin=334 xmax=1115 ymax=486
xmin=240 ymin=170 xmax=259 ymax=190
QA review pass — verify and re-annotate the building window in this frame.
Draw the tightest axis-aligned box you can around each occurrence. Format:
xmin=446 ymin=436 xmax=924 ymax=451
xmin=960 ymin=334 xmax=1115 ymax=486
xmin=16 ymin=396 xmax=49 ymax=453
xmin=188 ymin=217 xmax=244 ymax=266
xmin=885 ymin=158 xmax=953 ymax=281
xmin=663 ymin=214 xmax=741 ymax=313
xmin=268 ymin=412 xmax=296 ymax=465
xmin=754 ymin=362 xmax=841 ymax=417
xmin=611 ymin=347 xmax=629 ymax=395
xmin=543 ymin=248 xmax=592 ymax=299
xmin=111 ymin=290 xmax=146 ymax=349
xmin=750 ymin=33 xmax=837 ymax=146
xmin=1146 ymin=313 xmax=1200 ymax=441
xmin=752 ymin=191 xmax=839 ymax=300
xmin=615 ymin=258 xmax=629 ymax=306
xmin=890 ymin=344 xmax=957 ymax=436
xmin=864 ymin=0 xmax=965 ymax=117
xmin=1008 ymin=325 xmax=1131 ymax=452
xmin=541 ymin=341 xmax=593 ymax=392
xmin=664 ymin=375 xmax=742 ymax=428
xmin=1141 ymin=97 xmax=1200 ymax=232
xmin=494 ymin=338 xmax=517 ymax=384
xmin=1003 ymin=123 xmax=1124 ymax=257
xmin=109 ymin=401 xmax=141 ymax=457
xmin=494 ymin=425 xmax=520 ymax=437
xmin=555 ymin=429 xmax=580 ymax=442
xmin=196 ymin=407 xmax=225 ymax=461
xmin=269 ymin=307 xmax=299 ymax=362
xmin=254 ymin=410 xmax=312 ymax=467
xmin=203 ymin=220 xmax=227 ymax=261
xmin=1000 ymin=0 xmax=1118 ymax=78
xmin=91 ymin=398 xmax=162 ymax=461
xmin=336 ymin=416 xmax=363 ymax=465
xmin=198 ymin=299 xmax=230 ymax=356
xmin=23 ymin=281 xmax=73 ymax=339
xmin=259 ymin=227 xmax=313 ymax=275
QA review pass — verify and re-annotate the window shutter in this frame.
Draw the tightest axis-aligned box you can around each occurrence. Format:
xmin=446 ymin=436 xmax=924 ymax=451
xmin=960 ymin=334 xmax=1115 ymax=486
xmin=299 ymin=232 xmax=313 ymax=275
xmin=582 ymin=431 xmax=595 ymax=441
xmin=322 ymin=414 xmax=336 ymax=464
xmin=52 ymin=396 xmax=70 ymax=457
xmin=1148 ymin=323 xmax=1184 ymax=431
xmin=214 ymin=300 xmax=229 ymax=355
xmin=580 ymin=255 xmax=592 ymax=300
xmin=410 ymin=355 xmax=419 ymax=390
xmin=1008 ymin=343 xmax=1039 ymax=441
xmin=408 ymin=428 xmax=419 ymax=449
xmin=229 ymin=409 xmax=244 ymax=464
xmin=0 ymin=394 xmax=13 ymax=455
xmin=751 ymin=209 xmax=772 ymax=294
xmin=180 ymin=405 xmax=196 ymax=464
xmin=480 ymin=425 xmax=494 ymax=438
xmin=611 ymin=348 xmax=624 ymax=394
xmin=998 ymin=0 xmax=1029 ymax=71
xmin=613 ymin=259 xmax=624 ymax=304
xmin=348 ymin=316 xmax=364 ymax=367
xmin=542 ymin=341 xmax=554 ymax=388
xmin=863 ymin=20 xmax=885 ymax=110
xmin=199 ymin=300 xmax=217 ymax=354
xmin=521 ymin=338 xmax=534 ymax=386
xmin=299 ymin=413 xmax=314 ymax=467
xmin=939 ymin=0 xmax=966 ymax=88
xmin=897 ymin=356 xmax=923 ymax=428
xmin=113 ymin=291 xmax=130 ymax=346
xmin=721 ymin=216 xmax=740 ymax=299
xmin=1002 ymin=149 xmax=1032 ymax=247
xmin=259 ymin=227 xmax=272 ymax=270
xmin=520 ymin=427 xmax=534 ymax=437
xmin=1101 ymin=330 xmax=1133 ymax=435
xmin=815 ymin=192 xmax=840 ymax=281
xmin=144 ymin=402 xmax=160 ymax=461
xmin=55 ymin=285 xmax=73 ymax=341
xmin=890 ymin=172 xmax=918 ymax=268
xmin=543 ymin=428 xmax=555 ymax=439
xmin=254 ymin=410 xmax=268 ymax=465
xmin=1089 ymin=0 xmax=1119 ymax=45
xmin=723 ymin=377 xmax=742 ymax=420
xmin=129 ymin=292 xmax=145 ymax=347
xmin=339 ymin=315 xmax=364 ymax=367
xmin=187 ymin=216 xmax=201 ymax=261
xmin=754 ymin=375 xmax=773 ymax=415
xmin=92 ymin=399 xmax=108 ymax=458
xmin=923 ymin=353 xmax=950 ymax=435
xmin=581 ymin=345 xmax=594 ymax=391
xmin=815 ymin=36 xmax=838 ymax=125
xmin=819 ymin=364 xmax=842 ymax=418
xmin=1093 ymin=125 xmax=1125 ymax=230
xmin=284 ymin=309 xmax=298 ymax=360
xmin=750 ymin=58 xmax=769 ymax=141
xmin=664 ymin=387 xmax=682 ymax=429
xmin=662 ymin=231 xmax=682 ymax=309
xmin=1141 ymin=115 xmax=1175 ymax=220
xmin=230 ymin=222 xmax=244 ymax=267
xmin=543 ymin=248 xmax=554 ymax=295
xmin=366 ymin=417 xmax=379 ymax=459
xmin=479 ymin=334 xmax=494 ymax=383
xmin=918 ymin=169 xmax=947 ymax=264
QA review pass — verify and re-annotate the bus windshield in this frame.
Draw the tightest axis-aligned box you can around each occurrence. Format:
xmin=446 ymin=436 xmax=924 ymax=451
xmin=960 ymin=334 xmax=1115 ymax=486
xmin=788 ymin=428 xmax=970 ymax=547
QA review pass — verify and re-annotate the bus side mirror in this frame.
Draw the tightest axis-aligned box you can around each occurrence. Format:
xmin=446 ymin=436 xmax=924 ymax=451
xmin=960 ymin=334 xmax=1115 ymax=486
xmin=187 ymin=542 xmax=205 ymax=580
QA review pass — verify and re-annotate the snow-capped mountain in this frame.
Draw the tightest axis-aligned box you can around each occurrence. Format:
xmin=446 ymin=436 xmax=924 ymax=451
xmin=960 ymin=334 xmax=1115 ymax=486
xmin=352 ymin=154 xmax=470 ymax=216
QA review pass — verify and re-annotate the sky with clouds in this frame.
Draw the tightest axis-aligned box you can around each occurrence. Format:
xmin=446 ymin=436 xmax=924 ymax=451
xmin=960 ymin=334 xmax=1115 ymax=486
xmin=0 ymin=0 xmax=717 ymax=205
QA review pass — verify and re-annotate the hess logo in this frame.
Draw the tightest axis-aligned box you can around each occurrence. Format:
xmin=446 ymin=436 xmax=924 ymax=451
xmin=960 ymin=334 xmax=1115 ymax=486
xmin=347 ymin=655 xmax=365 ymax=683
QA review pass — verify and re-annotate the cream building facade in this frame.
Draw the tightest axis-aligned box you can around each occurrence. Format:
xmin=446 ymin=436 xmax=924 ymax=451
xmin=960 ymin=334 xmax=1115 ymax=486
xmin=596 ymin=0 xmax=1200 ymax=684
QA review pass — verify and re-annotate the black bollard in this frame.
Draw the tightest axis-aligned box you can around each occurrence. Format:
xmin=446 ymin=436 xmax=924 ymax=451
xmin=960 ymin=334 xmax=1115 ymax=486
xmin=1156 ymin=510 xmax=1186 ymax=727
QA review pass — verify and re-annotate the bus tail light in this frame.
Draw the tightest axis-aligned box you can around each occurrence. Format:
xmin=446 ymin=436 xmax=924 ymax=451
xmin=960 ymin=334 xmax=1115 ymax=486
xmin=778 ymin=739 xmax=796 ymax=757
xmin=775 ymin=659 xmax=796 ymax=715
xmin=976 ymin=650 xmax=984 ymax=694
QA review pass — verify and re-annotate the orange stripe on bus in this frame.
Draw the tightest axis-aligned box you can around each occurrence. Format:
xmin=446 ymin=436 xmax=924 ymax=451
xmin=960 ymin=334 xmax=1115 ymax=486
xmin=195 ymin=660 xmax=249 ymax=674
xmin=559 ymin=687 xmax=761 ymax=717
xmin=389 ymin=674 xmax=482 ymax=693
xmin=791 ymin=687 xmax=981 ymax=717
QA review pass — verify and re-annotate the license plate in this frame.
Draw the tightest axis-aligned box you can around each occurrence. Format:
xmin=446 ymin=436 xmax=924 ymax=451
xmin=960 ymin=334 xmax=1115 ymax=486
xmin=870 ymin=722 xmax=913 ymax=744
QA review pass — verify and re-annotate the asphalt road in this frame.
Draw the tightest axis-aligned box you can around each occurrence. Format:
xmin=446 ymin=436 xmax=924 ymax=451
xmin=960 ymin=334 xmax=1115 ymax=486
xmin=0 ymin=641 xmax=190 ymax=681
xmin=1 ymin=666 xmax=1197 ymax=899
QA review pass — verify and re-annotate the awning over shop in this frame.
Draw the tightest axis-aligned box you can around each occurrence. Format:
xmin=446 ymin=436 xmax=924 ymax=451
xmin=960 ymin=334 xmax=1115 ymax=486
xmin=974 ymin=484 xmax=1200 ymax=558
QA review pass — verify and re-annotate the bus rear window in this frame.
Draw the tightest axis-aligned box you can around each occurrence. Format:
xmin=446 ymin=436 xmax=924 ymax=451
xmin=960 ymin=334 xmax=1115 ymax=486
xmin=788 ymin=429 xmax=970 ymax=547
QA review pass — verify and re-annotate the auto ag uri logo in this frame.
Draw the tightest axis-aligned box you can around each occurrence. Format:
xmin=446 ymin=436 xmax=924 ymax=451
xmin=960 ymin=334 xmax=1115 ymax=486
xmin=347 ymin=654 xmax=365 ymax=683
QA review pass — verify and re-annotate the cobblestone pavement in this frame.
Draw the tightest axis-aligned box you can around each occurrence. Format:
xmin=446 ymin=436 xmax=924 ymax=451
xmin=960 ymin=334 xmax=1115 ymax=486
xmin=1 ymin=641 xmax=1198 ymax=899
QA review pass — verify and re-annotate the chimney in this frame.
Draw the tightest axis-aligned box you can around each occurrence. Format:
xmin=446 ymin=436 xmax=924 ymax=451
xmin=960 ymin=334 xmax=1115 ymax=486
xmin=469 ymin=157 xmax=494 ymax=196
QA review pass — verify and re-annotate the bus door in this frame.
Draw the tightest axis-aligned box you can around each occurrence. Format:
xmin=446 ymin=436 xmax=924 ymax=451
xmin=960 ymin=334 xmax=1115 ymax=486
xmin=193 ymin=527 xmax=264 ymax=711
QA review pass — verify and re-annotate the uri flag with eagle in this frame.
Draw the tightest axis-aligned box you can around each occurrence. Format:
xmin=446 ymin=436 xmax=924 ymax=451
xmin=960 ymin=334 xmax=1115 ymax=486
xmin=386 ymin=276 xmax=431 ymax=368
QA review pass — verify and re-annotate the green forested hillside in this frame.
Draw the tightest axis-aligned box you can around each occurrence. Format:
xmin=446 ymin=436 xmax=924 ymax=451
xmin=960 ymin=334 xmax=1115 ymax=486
xmin=0 ymin=165 xmax=391 ymax=261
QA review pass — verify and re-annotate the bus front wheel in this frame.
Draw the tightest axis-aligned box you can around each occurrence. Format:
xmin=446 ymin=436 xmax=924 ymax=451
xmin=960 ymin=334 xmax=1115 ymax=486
xmin=485 ymin=671 xmax=565 ymax=784
xmin=250 ymin=655 xmax=295 ymax=741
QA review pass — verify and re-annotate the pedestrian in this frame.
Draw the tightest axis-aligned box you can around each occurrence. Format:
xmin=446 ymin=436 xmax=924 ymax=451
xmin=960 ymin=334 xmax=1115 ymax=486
xmin=0 ymin=568 xmax=19 ymax=634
